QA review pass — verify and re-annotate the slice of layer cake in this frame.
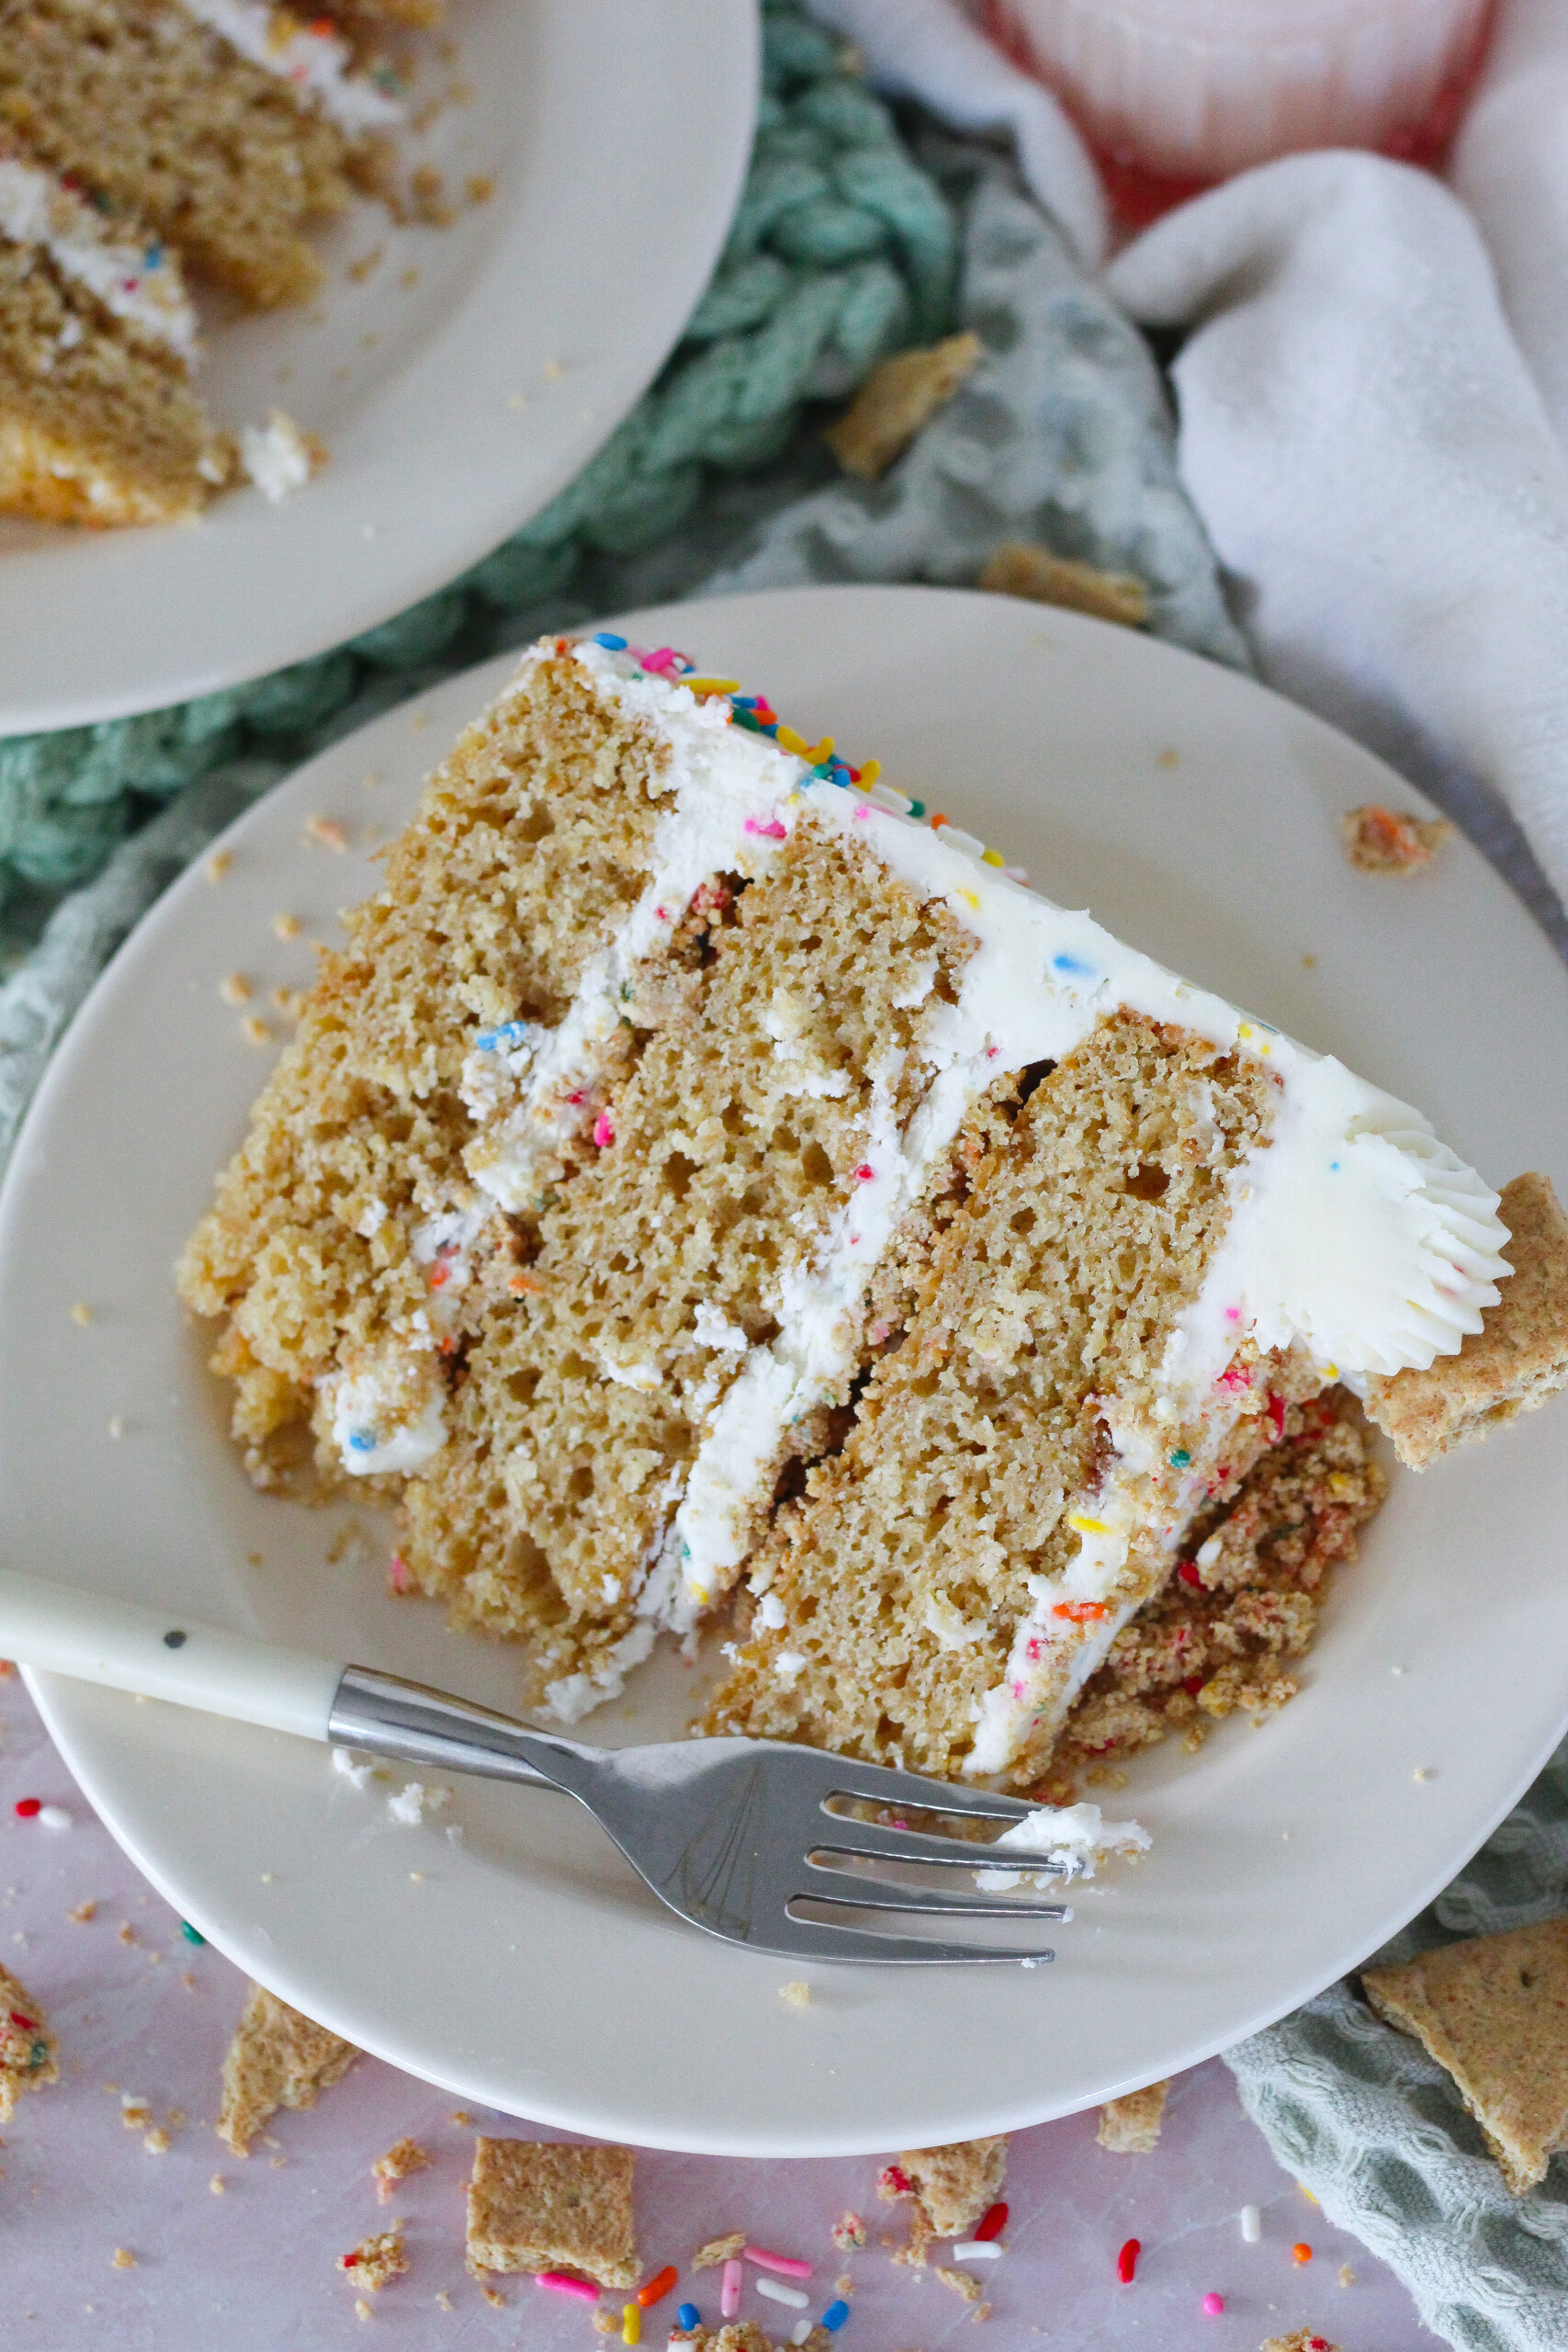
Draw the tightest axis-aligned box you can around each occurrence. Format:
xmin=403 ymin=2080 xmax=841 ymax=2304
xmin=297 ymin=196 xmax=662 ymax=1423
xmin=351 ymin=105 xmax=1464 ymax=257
xmin=0 ymin=148 xmax=231 ymax=521
xmin=179 ymin=634 xmax=1519 ymax=1783
xmin=0 ymin=0 xmax=400 ymax=309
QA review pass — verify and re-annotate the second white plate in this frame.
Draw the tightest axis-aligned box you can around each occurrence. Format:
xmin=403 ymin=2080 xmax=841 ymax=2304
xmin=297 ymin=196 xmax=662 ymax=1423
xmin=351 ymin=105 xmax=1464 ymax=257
xmin=0 ymin=0 xmax=756 ymax=733
xmin=6 ymin=585 xmax=1568 ymax=2155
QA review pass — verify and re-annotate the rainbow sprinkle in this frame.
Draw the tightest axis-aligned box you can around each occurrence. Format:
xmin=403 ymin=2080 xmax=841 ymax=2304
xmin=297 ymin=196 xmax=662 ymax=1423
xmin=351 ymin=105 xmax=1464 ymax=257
xmin=581 ymin=637 xmax=1023 ymax=883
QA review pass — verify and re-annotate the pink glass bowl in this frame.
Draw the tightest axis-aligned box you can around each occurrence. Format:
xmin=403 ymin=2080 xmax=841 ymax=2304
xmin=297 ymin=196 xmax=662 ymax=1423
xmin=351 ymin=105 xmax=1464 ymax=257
xmin=987 ymin=0 xmax=1495 ymax=199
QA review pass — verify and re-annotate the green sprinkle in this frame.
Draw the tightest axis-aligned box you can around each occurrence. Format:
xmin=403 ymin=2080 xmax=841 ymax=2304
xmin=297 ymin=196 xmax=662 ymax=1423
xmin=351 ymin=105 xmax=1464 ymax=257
xmin=1169 ymin=1448 xmax=1191 ymax=1469
xmin=27 ymin=2039 xmax=49 ymax=2072
xmin=908 ymin=798 xmax=926 ymax=819
xmin=179 ymin=1920 xmax=206 ymax=1946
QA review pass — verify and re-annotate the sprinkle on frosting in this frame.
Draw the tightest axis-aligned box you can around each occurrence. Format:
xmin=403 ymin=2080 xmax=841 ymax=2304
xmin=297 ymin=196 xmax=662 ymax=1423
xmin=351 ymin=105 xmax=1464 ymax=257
xmin=178 ymin=0 xmax=403 ymax=132
xmin=0 ymin=156 xmax=198 ymax=357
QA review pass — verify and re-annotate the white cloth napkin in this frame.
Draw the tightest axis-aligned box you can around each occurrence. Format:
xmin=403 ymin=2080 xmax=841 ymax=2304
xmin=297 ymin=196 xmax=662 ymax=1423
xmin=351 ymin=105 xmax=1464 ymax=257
xmin=804 ymin=0 xmax=1108 ymax=267
xmin=1451 ymin=0 xmax=1568 ymax=452
xmin=1106 ymin=152 xmax=1568 ymax=925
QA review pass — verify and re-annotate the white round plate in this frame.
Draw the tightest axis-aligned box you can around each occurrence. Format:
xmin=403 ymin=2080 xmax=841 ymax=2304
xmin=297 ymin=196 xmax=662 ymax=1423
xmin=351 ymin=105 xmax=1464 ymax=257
xmin=0 ymin=0 xmax=756 ymax=734
xmin=5 ymin=585 xmax=1567 ymax=2157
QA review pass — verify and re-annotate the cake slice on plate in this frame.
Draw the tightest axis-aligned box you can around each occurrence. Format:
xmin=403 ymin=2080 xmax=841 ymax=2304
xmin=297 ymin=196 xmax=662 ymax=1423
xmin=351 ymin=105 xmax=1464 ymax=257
xmin=0 ymin=146 xmax=231 ymax=521
xmin=179 ymin=633 xmax=1557 ymax=1785
xmin=0 ymin=0 xmax=400 ymax=309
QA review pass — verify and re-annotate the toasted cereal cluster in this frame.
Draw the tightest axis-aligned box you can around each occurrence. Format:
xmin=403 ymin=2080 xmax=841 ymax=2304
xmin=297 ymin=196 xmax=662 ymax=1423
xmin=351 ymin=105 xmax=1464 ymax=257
xmin=340 ymin=2230 xmax=407 ymax=2290
xmin=466 ymin=2138 xmax=637 ymax=2290
xmin=217 ymin=1982 xmax=359 ymax=2156
xmin=0 ymin=1963 xmax=58 ymax=2121
xmin=1098 ymin=2080 xmax=1170 ymax=2154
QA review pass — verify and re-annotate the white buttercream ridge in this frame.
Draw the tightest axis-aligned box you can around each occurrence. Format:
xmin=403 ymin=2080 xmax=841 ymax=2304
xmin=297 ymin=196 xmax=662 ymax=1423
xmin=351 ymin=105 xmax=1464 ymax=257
xmin=0 ymin=158 xmax=198 ymax=357
xmin=976 ymin=1800 xmax=1151 ymax=1888
xmin=178 ymin=0 xmax=403 ymax=131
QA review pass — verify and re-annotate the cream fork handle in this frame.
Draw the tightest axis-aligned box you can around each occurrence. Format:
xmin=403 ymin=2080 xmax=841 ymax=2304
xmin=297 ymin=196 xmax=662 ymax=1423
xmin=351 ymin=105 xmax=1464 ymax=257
xmin=0 ymin=1566 xmax=342 ymax=1742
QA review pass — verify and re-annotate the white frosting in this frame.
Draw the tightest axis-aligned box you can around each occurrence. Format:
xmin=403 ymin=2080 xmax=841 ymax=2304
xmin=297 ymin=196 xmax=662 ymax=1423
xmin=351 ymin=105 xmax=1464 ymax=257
xmin=0 ymin=158 xmax=197 ymax=356
xmin=976 ymin=1800 xmax=1151 ymax=1888
xmin=179 ymin=0 xmax=403 ymax=131
xmin=323 ymin=1351 xmax=446 ymax=1476
xmin=241 ymin=409 xmax=314 ymax=503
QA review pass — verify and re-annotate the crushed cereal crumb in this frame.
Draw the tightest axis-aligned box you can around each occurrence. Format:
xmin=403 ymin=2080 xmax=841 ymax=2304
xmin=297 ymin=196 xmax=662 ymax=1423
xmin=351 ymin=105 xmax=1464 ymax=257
xmin=374 ymin=2137 xmax=433 ymax=2199
xmin=111 ymin=2248 xmax=135 ymax=2268
xmin=779 ymin=1980 xmax=810 ymax=2008
xmin=69 ymin=1302 xmax=92 ymax=1327
xmin=205 ymin=850 xmax=233 ymax=883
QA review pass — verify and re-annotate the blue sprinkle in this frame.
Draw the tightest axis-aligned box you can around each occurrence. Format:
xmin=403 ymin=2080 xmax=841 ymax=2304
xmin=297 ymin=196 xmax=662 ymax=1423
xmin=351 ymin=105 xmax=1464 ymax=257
xmin=144 ymin=242 xmax=163 ymax=268
xmin=677 ymin=2306 xmax=700 ymax=2331
xmin=1329 ymin=1159 xmax=1339 ymax=1171
xmin=1052 ymin=952 xmax=1096 ymax=978
xmin=729 ymin=694 xmax=759 ymax=708
xmin=822 ymin=2302 xmax=851 ymax=2333
xmin=592 ymin=631 xmax=627 ymax=650
xmin=179 ymin=1919 xmax=206 ymax=1945
xmin=347 ymin=1429 xmax=377 ymax=1453
xmin=476 ymin=1019 xmax=531 ymax=1052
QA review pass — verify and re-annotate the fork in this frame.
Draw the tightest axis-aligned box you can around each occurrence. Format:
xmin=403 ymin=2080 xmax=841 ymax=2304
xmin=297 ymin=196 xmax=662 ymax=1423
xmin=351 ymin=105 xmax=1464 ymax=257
xmin=0 ymin=1567 xmax=1069 ymax=1965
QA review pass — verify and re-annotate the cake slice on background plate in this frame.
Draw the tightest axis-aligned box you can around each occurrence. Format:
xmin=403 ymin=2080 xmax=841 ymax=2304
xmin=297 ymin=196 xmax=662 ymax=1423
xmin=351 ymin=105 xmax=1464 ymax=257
xmin=0 ymin=145 xmax=231 ymax=521
xmin=179 ymin=633 xmax=1564 ymax=1788
xmin=0 ymin=0 xmax=402 ymax=310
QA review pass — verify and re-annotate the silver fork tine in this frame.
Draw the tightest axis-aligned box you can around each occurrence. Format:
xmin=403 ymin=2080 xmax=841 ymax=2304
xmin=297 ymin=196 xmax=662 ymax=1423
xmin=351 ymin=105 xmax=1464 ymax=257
xmin=804 ymin=1862 xmax=1069 ymax=1918
xmin=820 ymin=1765 xmax=1041 ymax=1822
xmin=772 ymin=1913 xmax=1055 ymax=1966
xmin=810 ymin=1818 xmax=1026 ymax=1869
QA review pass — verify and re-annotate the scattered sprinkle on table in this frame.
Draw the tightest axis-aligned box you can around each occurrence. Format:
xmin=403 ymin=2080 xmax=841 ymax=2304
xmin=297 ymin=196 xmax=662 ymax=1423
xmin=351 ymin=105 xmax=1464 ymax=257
xmin=621 ymin=2301 xmax=640 ymax=2344
xmin=14 ymin=1798 xmax=40 ymax=1818
xmin=821 ymin=2298 xmax=851 ymax=2331
xmin=756 ymin=2278 xmax=809 ymax=2310
xmin=636 ymin=2266 xmax=677 ymax=2308
xmin=721 ymin=2258 xmax=741 ymax=2317
xmin=747 ymin=2246 xmax=812 ymax=2278
xmin=1241 ymin=2204 xmax=1262 ymax=2242
xmin=974 ymin=2201 xmax=1008 ymax=2242
xmin=1201 ymin=2291 xmax=1224 ymax=2315
xmin=1293 ymin=2241 xmax=1313 ymax=2263
xmin=1116 ymin=2240 xmax=1139 ymax=2284
xmin=179 ymin=1920 xmax=205 ymax=1944
xmin=953 ymin=2240 xmax=1001 ymax=2261
xmin=676 ymin=2304 xmax=700 ymax=2330
xmin=536 ymin=2271 xmax=598 ymax=2301
xmin=38 ymin=1806 xmax=71 ymax=1830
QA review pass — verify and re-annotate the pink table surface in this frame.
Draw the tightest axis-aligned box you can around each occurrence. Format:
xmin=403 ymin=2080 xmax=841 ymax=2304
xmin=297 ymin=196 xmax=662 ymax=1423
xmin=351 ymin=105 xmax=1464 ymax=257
xmin=1 ymin=1673 xmax=1440 ymax=2352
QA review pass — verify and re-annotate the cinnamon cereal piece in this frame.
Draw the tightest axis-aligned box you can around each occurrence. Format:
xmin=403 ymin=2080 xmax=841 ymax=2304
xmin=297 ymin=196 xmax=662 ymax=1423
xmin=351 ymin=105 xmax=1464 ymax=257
xmin=217 ymin=1982 xmax=359 ymax=2154
xmin=980 ymin=543 xmax=1149 ymax=628
xmin=466 ymin=2138 xmax=637 ymax=2288
xmin=1364 ymin=1917 xmax=1568 ymax=2193
xmin=692 ymin=2231 xmax=747 ymax=2269
xmin=825 ymin=333 xmax=982 ymax=480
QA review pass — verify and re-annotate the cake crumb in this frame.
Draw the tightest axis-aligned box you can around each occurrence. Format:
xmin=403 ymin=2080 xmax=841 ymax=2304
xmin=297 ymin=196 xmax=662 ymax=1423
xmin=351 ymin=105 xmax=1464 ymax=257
xmin=1337 ymin=2264 xmax=1354 ymax=2287
xmin=434 ymin=2290 xmax=452 ymax=2310
xmin=210 ymin=2174 xmax=226 ymax=2193
xmin=69 ymin=1900 xmax=96 ymax=1922
xmin=304 ymin=815 xmax=347 ymax=853
xmin=466 ymin=2138 xmax=637 ymax=2287
xmin=1260 ymin=2334 xmax=1339 ymax=2352
xmin=693 ymin=2231 xmax=747 ymax=2269
xmin=111 ymin=2248 xmax=135 ymax=2268
xmin=450 ymin=2109 xmax=473 ymax=2126
xmin=980 ymin=543 xmax=1149 ymax=628
xmin=936 ymin=2267 xmax=983 ymax=2303
xmin=1369 ymin=1172 xmax=1568 ymax=1468
xmin=273 ymin=912 xmax=302 ymax=939
xmin=779 ymin=1979 xmax=810 ymax=2008
xmin=69 ymin=1302 xmax=92 ymax=1328
xmin=825 ymin=332 xmax=982 ymax=479
xmin=341 ymin=2231 xmax=407 ymax=2290
xmin=830 ymin=2211 xmax=866 ymax=2252
xmin=242 ymin=1016 xmax=271 ymax=1047
xmin=142 ymin=2127 xmax=170 ymax=2154
xmin=347 ymin=248 xmax=384 ymax=282
xmin=374 ymin=2136 xmax=433 ymax=2199
xmin=205 ymin=850 xmax=233 ymax=883
xmin=892 ymin=2139 xmax=1008 ymax=2237
xmin=219 ymin=971 xmax=252 ymax=1006
xmin=467 ymin=174 xmax=493 ymax=204
xmin=1097 ymin=2080 xmax=1170 ymax=2154
xmin=355 ymin=2297 xmax=373 ymax=2322
xmin=217 ymin=1982 xmax=359 ymax=2155
xmin=592 ymin=2313 xmax=616 ymax=2337
xmin=479 ymin=2283 xmax=505 ymax=2308
xmin=1341 ymin=804 xmax=1453 ymax=874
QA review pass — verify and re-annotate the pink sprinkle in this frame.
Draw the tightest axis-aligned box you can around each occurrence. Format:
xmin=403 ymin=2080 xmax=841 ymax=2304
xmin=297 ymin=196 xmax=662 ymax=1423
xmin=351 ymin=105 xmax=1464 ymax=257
xmin=868 ymin=1320 xmax=890 ymax=1345
xmin=986 ymin=1046 xmax=999 ymax=1058
xmin=536 ymin=2273 xmax=599 ymax=2302
xmin=852 ymin=805 xmax=872 ymax=821
xmin=743 ymin=818 xmax=788 ymax=841
xmin=853 ymin=1164 xmax=874 ymax=1183
xmin=655 ymin=906 xmax=669 ymax=922
xmin=1010 ymin=1679 xmax=1026 ymax=1701
xmin=1224 ymin=1306 xmax=1241 ymax=1323
xmin=641 ymin=646 xmax=680 ymax=674
xmin=389 ymin=1554 xmax=412 ymax=1593
xmin=1215 ymin=1363 xmax=1251 ymax=1392
xmin=1025 ymin=1637 xmax=1043 ymax=1661
xmin=722 ymin=2257 xmax=742 ymax=2316
xmin=1201 ymin=2292 xmax=1224 ymax=2317
xmin=745 ymin=2246 xmax=813 ymax=2280
xmin=592 ymin=1112 xmax=615 ymax=1149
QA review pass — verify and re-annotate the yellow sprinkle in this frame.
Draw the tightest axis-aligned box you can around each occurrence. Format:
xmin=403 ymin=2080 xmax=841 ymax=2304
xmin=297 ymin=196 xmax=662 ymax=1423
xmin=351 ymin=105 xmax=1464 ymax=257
xmin=981 ymin=848 xmax=1005 ymax=868
xmin=682 ymin=677 xmax=741 ymax=696
xmin=622 ymin=2302 xmax=641 ymax=2345
xmin=806 ymin=735 xmax=833 ymax=764
xmin=958 ymin=888 xmax=980 ymax=910
xmin=1238 ymin=1022 xmax=1253 ymax=1038
xmin=1068 ymin=1513 xmax=1111 ymax=1536
xmin=690 ymin=1585 xmax=710 ymax=1606
xmin=859 ymin=758 xmax=881 ymax=786
xmin=774 ymin=725 xmax=809 ymax=756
